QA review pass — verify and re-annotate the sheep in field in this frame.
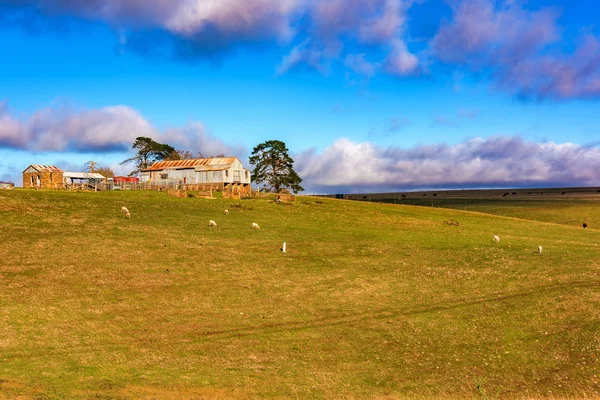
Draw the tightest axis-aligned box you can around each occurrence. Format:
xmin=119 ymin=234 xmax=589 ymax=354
xmin=224 ymin=209 xmax=229 ymax=215
xmin=583 ymin=223 xmax=588 ymax=229
xmin=493 ymin=235 xmax=500 ymax=243
xmin=538 ymin=245 xmax=543 ymax=254
xmin=208 ymin=220 xmax=217 ymax=227
xmin=121 ymin=206 xmax=129 ymax=214
xmin=251 ymin=223 xmax=260 ymax=230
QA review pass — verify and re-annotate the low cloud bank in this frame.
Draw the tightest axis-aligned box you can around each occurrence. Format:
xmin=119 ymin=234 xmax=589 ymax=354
xmin=296 ymin=137 xmax=600 ymax=193
xmin=0 ymin=100 xmax=241 ymax=156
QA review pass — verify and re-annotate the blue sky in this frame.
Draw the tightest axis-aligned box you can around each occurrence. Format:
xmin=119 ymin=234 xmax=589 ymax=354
xmin=1 ymin=0 xmax=599 ymax=192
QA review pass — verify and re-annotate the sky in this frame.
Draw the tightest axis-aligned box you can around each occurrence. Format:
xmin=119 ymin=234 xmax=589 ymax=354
xmin=1 ymin=0 xmax=600 ymax=193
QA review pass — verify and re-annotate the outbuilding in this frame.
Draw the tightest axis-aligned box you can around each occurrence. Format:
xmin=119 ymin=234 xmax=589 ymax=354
xmin=63 ymin=172 xmax=106 ymax=187
xmin=22 ymin=165 xmax=63 ymax=189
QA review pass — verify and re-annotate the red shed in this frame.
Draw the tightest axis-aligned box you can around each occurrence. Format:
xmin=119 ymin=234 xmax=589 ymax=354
xmin=113 ymin=176 xmax=139 ymax=184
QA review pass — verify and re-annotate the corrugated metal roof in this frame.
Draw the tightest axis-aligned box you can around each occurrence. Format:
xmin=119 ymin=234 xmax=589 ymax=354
xmin=143 ymin=157 xmax=238 ymax=171
xmin=63 ymin=172 xmax=106 ymax=179
xmin=24 ymin=165 xmax=62 ymax=173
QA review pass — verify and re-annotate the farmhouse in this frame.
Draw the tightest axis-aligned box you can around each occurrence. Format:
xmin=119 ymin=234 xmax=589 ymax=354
xmin=141 ymin=157 xmax=252 ymax=193
xmin=22 ymin=165 xmax=63 ymax=189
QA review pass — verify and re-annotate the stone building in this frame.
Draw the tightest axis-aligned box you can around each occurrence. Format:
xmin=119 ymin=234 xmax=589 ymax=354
xmin=22 ymin=165 xmax=64 ymax=189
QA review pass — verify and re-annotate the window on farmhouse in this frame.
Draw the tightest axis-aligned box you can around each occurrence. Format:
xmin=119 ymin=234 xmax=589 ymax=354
xmin=225 ymin=170 xmax=229 ymax=177
xmin=160 ymin=173 xmax=168 ymax=180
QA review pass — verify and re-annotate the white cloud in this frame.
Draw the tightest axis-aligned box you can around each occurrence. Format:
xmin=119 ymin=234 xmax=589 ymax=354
xmin=295 ymin=136 xmax=600 ymax=192
xmin=0 ymin=101 xmax=242 ymax=157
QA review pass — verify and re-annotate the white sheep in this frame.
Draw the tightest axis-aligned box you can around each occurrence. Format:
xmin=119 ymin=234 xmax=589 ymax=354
xmin=251 ymin=222 xmax=260 ymax=230
xmin=121 ymin=206 xmax=129 ymax=214
xmin=538 ymin=245 xmax=543 ymax=254
xmin=493 ymin=235 xmax=500 ymax=243
xmin=224 ymin=209 xmax=229 ymax=215
xmin=208 ymin=220 xmax=217 ymax=227
xmin=125 ymin=212 xmax=131 ymax=219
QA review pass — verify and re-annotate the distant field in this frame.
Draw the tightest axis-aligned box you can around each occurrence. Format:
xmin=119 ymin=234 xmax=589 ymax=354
xmin=394 ymin=198 xmax=600 ymax=229
xmin=339 ymin=187 xmax=600 ymax=229
xmin=1 ymin=189 xmax=599 ymax=399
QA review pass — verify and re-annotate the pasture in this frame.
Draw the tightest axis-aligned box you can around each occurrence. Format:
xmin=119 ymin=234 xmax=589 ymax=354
xmin=398 ymin=197 xmax=600 ymax=229
xmin=0 ymin=190 xmax=599 ymax=399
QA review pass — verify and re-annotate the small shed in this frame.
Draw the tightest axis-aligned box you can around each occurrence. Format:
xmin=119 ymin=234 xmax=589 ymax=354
xmin=0 ymin=181 xmax=14 ymax=190
xmin=22 ymin=165 xmax=63 ymax=189
xmin=113 ymin=176 xmax=139 ymax=185
xmin=63 ymin=172 xmax=106 ymax=186
xmin=112 ymin=176 xmax=139 ymax=190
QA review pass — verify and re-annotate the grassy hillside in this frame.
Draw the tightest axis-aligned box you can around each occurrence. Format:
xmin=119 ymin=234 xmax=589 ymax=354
xmin=1 ymin=190 xmax=599 ymax=399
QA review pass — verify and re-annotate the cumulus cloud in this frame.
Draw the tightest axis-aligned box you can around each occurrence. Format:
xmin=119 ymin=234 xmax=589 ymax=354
xmin=0 ymin=0 xmax=424 ymax=74
xmin=0 ymin=103 xmax=155 ymax=152
xmin=295 ymin=136 xmax=600 ymax=192
xmin=384 ymin=39 xmax=420 ymax=76
xmin=0 ymin=101 xmax=241 ymax=156
xmin=4 ymin=0 xmax=600 ymax=99
xmin=310 ymin=0 xmax=409 ymax=44
xmin=0 ymin=0 xmax=303 ymax=60
xmin=4 ymin=0 xmax=301 ymax=41
xmin=276 ymin=0 xmax=417 ymax=76
xmin=496 ymin=35 xmax=600 ymax=99
xmin=431 ymin=0 xmax=600 ymax=99
xmin=432 ymin=0 xmax=559 ymax=65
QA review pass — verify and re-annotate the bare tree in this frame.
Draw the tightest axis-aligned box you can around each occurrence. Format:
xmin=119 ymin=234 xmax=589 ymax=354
xmin=85 ymin=161 xmax=98 ymax=173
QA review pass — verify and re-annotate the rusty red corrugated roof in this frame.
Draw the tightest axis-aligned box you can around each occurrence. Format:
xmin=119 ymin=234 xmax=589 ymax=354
xmin=143 ymin=157 xmax=238 ymax=171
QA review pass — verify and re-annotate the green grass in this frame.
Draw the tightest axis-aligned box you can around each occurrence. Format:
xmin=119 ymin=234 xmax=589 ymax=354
xmin=1 ymin=190 xmax=599 ymax=399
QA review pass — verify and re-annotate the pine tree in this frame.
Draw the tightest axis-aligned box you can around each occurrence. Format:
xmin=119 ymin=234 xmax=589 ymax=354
xmin=249 ymin=140 xmax=304 ymax=194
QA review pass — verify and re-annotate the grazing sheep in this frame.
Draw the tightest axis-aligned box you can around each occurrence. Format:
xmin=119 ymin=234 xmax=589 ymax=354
xmin=224 ymin=209 xmax=229 ymax=215
xmin=125 ymin=212 xmax=131 ymax=219
xmin=208 ymin=220 xmax=217 ymax=227
xmin=251 ymin=222 xmax=260 ymax=230
xmin=493 ymin=235 xmax=500 ymax=243
xmin=538 ymin=245 xmax=543 ymax=254
xmin=583 ymin=223 xmax=588 ymax=229
xmin=121 ymin=206 xmax=129 ymax=214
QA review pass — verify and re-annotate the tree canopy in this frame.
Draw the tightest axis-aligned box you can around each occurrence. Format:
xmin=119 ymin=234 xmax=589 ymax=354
xmin=120 ymin=137 xmax=177 ymax=176
xmin=95 ymin=166 xmax=114 ymax=178
xmin=249 ymin=140 xmax=303 ymax=194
